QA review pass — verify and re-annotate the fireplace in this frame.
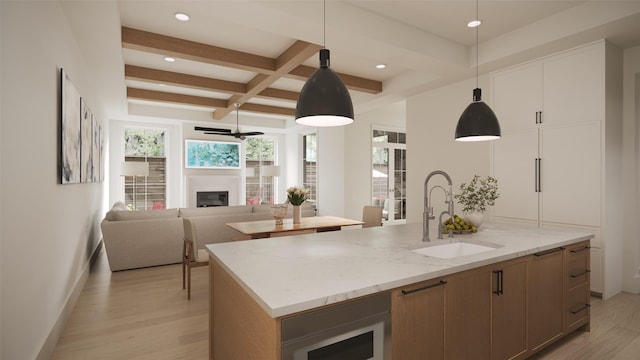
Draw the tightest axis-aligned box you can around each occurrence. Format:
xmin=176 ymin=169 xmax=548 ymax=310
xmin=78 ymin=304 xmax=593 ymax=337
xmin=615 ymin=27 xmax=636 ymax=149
xmin=197 ymin=191 xmax=229 ymax=207
xmin=186 ymin=175 xmax=240 ymax=208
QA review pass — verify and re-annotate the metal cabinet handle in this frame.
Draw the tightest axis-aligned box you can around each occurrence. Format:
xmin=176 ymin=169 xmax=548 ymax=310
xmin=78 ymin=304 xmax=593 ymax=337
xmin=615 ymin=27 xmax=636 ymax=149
xmin=570 ymin=304 xmax=591 ymax=315
xmin=537 ymin=158 xmax=542 ymax=192
xmin=493 ymin=270 xmax=504 ymax=296
xmin=401 ymin=280 xmax=447 ymax=295
xmin=570 ymin=246 xmax=591 ymax=254
xmin=535 ymin=158 xmax=539 ymax=192
xmin=534 ymin=247 xmax=564 ymax=257
xmin=570 ymin=269 xmax=591 ymax=278
xmin=534 ymin=158 xmax=542 ymax=192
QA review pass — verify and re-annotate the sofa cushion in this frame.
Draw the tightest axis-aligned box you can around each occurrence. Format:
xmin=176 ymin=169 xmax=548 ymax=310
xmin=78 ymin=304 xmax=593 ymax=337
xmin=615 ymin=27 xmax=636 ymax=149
xmin=101 ymin=217 xmax=183 ymax=271
xmin=179 ymin=205 xmax=253 ymax=218
xmin=188 ymin=212 xmax=275 ymax=246
xmin=105 ymin=201 xmax=129 ymax=220
xmin=111 ymin=208 xmax=179 ymax=221
xmin=252 ymin=204 xmax=279 ymax=213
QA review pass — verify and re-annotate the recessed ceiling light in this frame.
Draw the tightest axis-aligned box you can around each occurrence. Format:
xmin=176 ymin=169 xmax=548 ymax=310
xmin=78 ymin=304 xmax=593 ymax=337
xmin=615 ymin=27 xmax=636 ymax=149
xmin=174 ymin=13 xmax=190 ymax=21
xmin=376 ymin=64 xmax=386 ymax=69
xmin=467 ymin=20 xmax=481 ymax=28
xmin=164 ymin=56 xmax=176 ymax=62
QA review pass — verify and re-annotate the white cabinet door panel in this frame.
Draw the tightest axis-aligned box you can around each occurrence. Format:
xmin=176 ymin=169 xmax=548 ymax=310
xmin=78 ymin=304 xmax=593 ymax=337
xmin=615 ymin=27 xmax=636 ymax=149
xmin=543 ymin=46 xmax=605 ymax=126
xmin=493 ymin=129 xmax=539 ymax=222
xmin=492 ymin=63 xmax=542 ymax=133
xmin=540 ymin=122 xmax=601 ymax=226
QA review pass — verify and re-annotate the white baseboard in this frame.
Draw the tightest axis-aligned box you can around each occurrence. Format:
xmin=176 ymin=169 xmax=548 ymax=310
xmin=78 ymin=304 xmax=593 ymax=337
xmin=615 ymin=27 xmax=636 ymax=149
xmin=35 ymin=240 xmax=104 ymax=360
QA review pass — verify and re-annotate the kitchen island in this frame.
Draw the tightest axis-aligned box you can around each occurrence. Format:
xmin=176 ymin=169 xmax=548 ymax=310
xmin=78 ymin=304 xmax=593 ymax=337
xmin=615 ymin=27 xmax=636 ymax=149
xmin=206 ymin=222 xmax=593 ymax=359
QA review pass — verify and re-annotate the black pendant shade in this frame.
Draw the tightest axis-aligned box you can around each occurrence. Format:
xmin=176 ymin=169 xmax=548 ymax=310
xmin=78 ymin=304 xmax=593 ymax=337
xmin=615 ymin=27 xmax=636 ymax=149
xmin=455 ymin=88 xmax=501 ymax=142
xmin=295 ymin=49 xmax=354 ymax=127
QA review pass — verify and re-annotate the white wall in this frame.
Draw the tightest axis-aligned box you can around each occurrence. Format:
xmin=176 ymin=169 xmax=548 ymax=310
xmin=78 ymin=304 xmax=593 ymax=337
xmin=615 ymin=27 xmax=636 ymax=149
xmin=0 ymin=2 xmax=115 ymax=359
xmin=317 ymin=126 xmax=346 ymax=216
xmin=343 ymin=101 xmax=406 ymax=221
xmin=406 ymin=76 xmax=493 ymax=234
xmin=284 ymin=126 xmax=304 ymax=201
xmin=622 ymin=45 xmax=640 ymax=294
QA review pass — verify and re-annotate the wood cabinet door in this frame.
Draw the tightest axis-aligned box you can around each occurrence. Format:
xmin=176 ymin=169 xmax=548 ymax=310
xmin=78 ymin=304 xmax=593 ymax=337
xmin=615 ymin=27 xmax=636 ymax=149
xmin=446 ymin=267 xmax=491 ymax=360
xmin=528 ymin=248 xmax=564 ymax=352
xmin=392 ymin=279 xmax=446 ymax=360
xmin=491 ymin=258 xmax=528 ymax=360
xmin=492 ymin=128 xmax=540 ymax=223
xmin=564 ymin=241 xmax=591 ymax=331
xmin=492 ymin=62 xmax=542 ymax=133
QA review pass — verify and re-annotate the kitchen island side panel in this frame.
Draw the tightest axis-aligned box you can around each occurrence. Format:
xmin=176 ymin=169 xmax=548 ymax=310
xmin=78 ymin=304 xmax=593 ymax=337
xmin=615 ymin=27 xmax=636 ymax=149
xmin=210 ymin=259 xmax=280 ymax=360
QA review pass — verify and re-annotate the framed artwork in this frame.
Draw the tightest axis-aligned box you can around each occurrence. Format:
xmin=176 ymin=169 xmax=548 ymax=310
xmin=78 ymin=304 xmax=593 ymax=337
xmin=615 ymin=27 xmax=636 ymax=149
xmin=185 ymin=139 xmax=241 ymax=169
xmin=93 ymin=121 xmax=104 ymax=182
xmin=80 ymin=98 xmax=94 ymax=183
xmin=61 ymin=68 xmax=81 ymax=184
xmin=92 ymin=115 xmax=100 ymax=182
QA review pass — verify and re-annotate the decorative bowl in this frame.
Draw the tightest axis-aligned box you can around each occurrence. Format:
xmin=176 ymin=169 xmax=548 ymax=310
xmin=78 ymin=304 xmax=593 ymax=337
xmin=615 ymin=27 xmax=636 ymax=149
xmin=270 ymin=204 xmax=288 ymax=225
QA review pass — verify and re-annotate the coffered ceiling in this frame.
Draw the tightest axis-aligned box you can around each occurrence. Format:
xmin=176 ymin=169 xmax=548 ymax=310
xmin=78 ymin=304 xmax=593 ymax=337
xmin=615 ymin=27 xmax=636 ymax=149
xmin=114 ymin=0 xmax=640 ymax=127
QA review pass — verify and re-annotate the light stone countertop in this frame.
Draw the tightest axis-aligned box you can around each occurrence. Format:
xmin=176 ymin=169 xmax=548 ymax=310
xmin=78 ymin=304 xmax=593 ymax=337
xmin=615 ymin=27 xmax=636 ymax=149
xmin=205 ymin=222 xmax=594 ymax=318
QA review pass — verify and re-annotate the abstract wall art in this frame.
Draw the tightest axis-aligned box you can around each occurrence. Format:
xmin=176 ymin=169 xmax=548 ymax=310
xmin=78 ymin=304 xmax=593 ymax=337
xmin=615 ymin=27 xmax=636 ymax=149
xmin=61 ymin=68 xmax=81 ymax=184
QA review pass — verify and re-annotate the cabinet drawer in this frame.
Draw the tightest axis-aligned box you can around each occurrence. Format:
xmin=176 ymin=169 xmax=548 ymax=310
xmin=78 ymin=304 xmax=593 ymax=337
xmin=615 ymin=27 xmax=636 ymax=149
xmin=566 ymin=282 xmax=590 ymax=330
xmin=566 ymin=242 xmax=590 ymax=289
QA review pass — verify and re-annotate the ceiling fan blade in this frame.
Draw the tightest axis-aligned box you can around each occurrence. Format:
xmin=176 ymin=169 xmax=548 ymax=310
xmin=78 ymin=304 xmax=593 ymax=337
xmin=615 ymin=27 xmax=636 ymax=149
xmin=204 ymin=132 xmax=234 ymax=136
xmin=195 ymin=126 xmax=231 ymax=133
xmin=240 ymin=132 xmax=264 ymax=136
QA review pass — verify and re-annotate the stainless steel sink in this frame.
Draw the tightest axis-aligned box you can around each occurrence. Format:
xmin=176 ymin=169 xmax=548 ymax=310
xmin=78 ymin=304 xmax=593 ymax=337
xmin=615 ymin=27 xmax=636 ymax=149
xmin=412 ymin=242 xmax=500 ymax=259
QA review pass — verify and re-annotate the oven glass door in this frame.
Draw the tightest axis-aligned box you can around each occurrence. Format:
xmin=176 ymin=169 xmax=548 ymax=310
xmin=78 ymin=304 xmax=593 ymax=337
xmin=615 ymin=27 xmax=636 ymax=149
xmin=292 ymin=321 xmax=384 ymax=360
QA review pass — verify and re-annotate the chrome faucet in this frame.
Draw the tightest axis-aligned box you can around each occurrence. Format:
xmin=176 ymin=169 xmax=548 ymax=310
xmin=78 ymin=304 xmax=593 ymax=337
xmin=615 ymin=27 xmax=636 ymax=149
xmin=423 ymin=170 xmax=454 ymax=242
xmin=438 ymin=211 xmax=454 ymax=239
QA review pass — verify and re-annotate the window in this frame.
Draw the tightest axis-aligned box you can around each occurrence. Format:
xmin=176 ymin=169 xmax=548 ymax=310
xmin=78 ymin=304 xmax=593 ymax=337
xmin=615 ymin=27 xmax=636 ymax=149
xmin=372 ymin=129 xmax=406 ymax=223
xmin=303 ymin=133 xmax=317 ymax=204
xmin=123 ymin=128 xmax=166 ymax=210
xmin=245 ymin=137 xmax=277 ymax=204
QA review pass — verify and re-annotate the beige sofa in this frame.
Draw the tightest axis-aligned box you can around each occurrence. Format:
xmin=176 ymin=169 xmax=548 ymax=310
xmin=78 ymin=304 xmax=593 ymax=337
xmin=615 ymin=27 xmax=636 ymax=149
xmin=100 ymin=203 xmax=315 ymax=271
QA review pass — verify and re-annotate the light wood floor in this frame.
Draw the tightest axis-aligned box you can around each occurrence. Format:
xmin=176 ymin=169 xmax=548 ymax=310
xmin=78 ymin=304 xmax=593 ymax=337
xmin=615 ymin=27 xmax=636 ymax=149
xmin=52 ymin=246 xmax=640 ymax=359
xmin=51 ymin=246 xmax=209 ymax=360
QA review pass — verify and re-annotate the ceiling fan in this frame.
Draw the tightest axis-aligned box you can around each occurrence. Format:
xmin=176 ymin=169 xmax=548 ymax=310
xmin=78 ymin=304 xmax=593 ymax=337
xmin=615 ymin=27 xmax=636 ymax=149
xmin=203 ymin=103 xmax=264 ymax=140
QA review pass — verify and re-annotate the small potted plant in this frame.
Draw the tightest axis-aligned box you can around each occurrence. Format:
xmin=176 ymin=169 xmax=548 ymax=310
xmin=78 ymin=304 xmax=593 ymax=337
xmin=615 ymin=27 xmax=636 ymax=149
xmin=454 ymin=175 xmax=499 ymax=228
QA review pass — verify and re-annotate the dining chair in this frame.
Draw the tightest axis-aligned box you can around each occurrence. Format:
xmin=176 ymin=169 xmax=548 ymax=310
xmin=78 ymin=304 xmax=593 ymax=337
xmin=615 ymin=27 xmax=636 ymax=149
xmin=182 ymin=217 xmax=209 ymax=300
xmin=362 ymin=206 xmax=383 ymax=228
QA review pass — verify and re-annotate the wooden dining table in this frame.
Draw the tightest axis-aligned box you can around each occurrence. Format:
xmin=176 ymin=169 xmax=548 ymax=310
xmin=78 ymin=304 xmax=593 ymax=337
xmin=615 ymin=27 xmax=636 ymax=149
xmin=226 ymin=216 xmax=365 ymax=239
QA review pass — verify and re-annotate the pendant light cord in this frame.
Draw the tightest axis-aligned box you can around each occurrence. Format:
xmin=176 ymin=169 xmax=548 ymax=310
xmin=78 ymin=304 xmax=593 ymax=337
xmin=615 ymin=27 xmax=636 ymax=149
xmin=476 ymin=0 xmax=479 ymax=89
xmin=323 ymin=0 xmax=326 ymax=49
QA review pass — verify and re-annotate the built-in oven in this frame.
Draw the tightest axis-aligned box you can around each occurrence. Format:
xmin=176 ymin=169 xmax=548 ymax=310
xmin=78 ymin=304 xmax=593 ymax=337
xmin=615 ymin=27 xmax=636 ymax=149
xmin=281 ymin=293 xmax=391 ymax=360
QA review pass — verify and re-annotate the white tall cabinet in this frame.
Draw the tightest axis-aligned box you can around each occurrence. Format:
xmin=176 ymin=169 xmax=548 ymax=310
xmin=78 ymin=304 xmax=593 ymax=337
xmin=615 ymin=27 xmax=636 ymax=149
xmin=491 ymin=41 xmax=622 ymax=298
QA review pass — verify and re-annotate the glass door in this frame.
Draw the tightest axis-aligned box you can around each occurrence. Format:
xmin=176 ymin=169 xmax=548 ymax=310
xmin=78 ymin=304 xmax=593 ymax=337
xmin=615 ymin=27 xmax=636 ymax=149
xmin=372 ymin=129 xmax=406 ymax=224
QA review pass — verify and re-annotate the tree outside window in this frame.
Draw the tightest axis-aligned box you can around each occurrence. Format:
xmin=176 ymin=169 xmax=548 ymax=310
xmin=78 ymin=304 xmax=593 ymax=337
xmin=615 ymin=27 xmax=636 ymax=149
xmin=245 ymin=137 xmax=276 ymax=204
xmin=123 ymin=129 xmax=166 ymax=210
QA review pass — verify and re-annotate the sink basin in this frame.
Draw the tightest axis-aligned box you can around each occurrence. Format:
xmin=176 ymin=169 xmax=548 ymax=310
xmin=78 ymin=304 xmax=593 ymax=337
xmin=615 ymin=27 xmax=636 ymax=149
xmin=412 ymin=242 xmax=498 ymax=259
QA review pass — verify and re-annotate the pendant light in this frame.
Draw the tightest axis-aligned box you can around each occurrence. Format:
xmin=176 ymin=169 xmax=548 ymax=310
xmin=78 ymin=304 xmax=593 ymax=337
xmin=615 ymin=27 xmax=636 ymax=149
xmin=455 ymin=0 xmax=501 ymax=142
xmin=295 ymin=0 xmax=354 ymax=127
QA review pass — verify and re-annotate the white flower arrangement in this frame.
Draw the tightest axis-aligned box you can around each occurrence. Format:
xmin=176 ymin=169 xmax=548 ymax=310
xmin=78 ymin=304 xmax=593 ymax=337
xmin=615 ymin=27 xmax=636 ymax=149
xmin=286 ymin=186 xmax=309 ymax=206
